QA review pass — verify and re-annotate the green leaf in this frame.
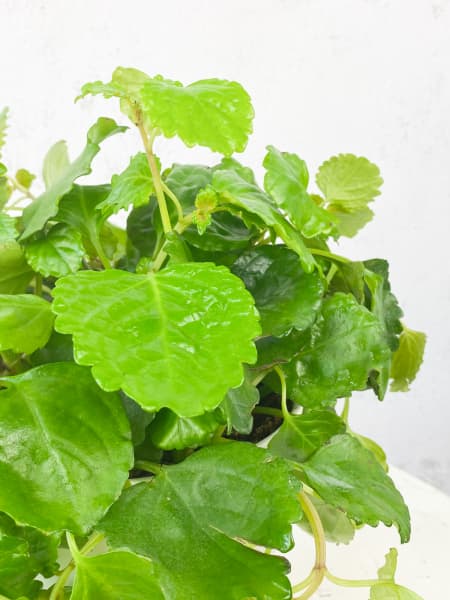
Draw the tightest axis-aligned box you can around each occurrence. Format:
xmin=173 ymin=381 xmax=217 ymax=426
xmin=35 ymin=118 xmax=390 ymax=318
xmin=21 ymin=118 xmax=127 ymax=239
xmin=42 ymin=140 xmax=70 ymax=189
xmin=370 ymin=583 xmax=424 ymax=599
xmin=148 ymin=408 xmax=222 ymax=450
xmin=268 ymin=410 xmax=346 ymax=463
xmin=140 ymin=76 xmax=254 ymax=155
xmin=297 ymin=494 xmax=355 ymax=544
xmin=0 ymin=294 xmax=54 ymax=354
xmin=212 ymin=156 xmax=257 ymax=183
xmin=120 ymin=393 xmax=154 ymax=447
xmin=301 ymin=434 xmax=410 ymax=542
xmin=218 ymin=372 xmax=260 ymax=434
xmin=52 ymin=264 xmax=260 ymax=417
xmin=0 ymin=109 xmax=8 ymax=159
xmin=327 ymin=204 xmax=374 ymax=237
xmin=101 ymin=443 xmax=301 ymax=600
xmin=99 ymin=153 xmax=154 ymax=214
xmin=316 ymin=154 xmax=383 ymax=211
xmin=24 ymin=224 xmax=84 ymax=278
xmin=126 ymin=200 xmax=160 ymax=258
xmin=0 ymin=513 xmax=60 ymax=578
xmin=283 ymin=293 xmax=391 ymax=407
xmin=255 ymin=329 xmax=307 ymax=370
xmin=263 ymin=145 xmax=336 ymax=238
xmin=0 ymin=363 xmax=133 ymax=534
xmin=28 ymin=331 xmax=74 ymax=366
xmin=0 ymin=535 xmax=41 ymax=599
xmin=0 ymin=215 xmax=17 ymax=243
xmin=377 ymin=548 xmax=398 ymax=581
xmin=15 ymin=169 xmax=35 ymax=190
xmin=390 ymin=325 xmax=426 ymax=392
xmin=163 ymin=231 xmax=192 ymax=264
xmin=212 ymin=169 xmax=315 ymax=272
xmin=70 ymin=550 xmax=164 ymax=600
xmin=352 ymin=431 xmax=388 ymax=471
xmin=164 ymin=164 xmax=212 ymax=210
xmin=232 ymin=246 xmax=324 ymax=336
xmin=0 ymin=242 xmax=34 ymax=294
xmin=328 ymin=261 xmax=365 ymax=303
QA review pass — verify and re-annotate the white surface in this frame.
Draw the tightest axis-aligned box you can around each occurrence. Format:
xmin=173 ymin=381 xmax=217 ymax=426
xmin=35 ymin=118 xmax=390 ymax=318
xmin=288 ymin=466 xmax=450 ymax=599
xmin=1 ymin=0 xmax=449 ymax=491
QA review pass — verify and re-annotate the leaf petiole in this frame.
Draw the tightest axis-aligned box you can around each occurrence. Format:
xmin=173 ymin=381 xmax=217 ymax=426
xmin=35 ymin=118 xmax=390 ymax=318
xmin=274 ymin=365 xmax=290 ymax=421
xmin=325 ymin=569 xmax=379 ymax=588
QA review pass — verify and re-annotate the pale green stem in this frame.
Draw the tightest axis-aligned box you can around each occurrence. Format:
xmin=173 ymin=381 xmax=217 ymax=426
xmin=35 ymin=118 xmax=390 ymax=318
xmin=91 ymin=235 xmax=112 ymax=269
xmin=274 ymin=365 xmax=290 ymax=420
xmin=325 ymin=569 xmax=380 ymax=588
xmin=310 ymin=248 xmax=350 ymax=264
xmin=161 ymin=180 xmax=184 ymax=222
xmin=34 ymin=274 xmax=42 ymax=297
xmin=252 ymin=406 xmax=283 ymax=418
xmin=341 ymin=397 xmax=350 ymax=424
xmin=134 ymin=460 xmax=162 ymax=475
xmin=7 ymin=175 xmax=36 ymax=200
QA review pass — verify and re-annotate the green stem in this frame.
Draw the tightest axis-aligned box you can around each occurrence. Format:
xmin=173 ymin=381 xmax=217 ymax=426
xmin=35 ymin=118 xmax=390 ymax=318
xmin=250 ymin=370 xmax=269 ymax=387
xmin=134 ymin=460 xmax=162 ymax=475
xmin=161 ymin=180 xmax=184 ymax=222
xmin=325 ymin=569 xmax=379 ymax=588
xmin=310 ymin=248 xmax=350 ymax=264
xmin=91 ymin=235 xmax=112 ymax=269
xmin=252 ymin=406 xmax=283 ymax=418
xmin=34 ymin=274 xmax=42 ymax=297
xmin=292 ymin=569 xmax=316 ymax=593
xmin=150 ymin=213 xmax=194 ymax=273
xmin=79 ymin=532 xmax=105 ymax=556
xmin=7 ymin=175 xmax=36 ymax=200
xmin=341 ymin=397 xmax=350 ymax=424
xmin=274 ymin=365 xmax=289 ymax=420
xmin=326 ymin=262 xmax=338 ymax=285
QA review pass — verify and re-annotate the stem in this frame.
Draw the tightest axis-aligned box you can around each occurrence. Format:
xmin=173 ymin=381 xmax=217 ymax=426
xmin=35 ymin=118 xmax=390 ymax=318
xmin=79 ymin=532 xmax=104 ymax=556
xmin=34 ymin=274 xmax=42 ymax=297
xmin=341 ymin=397 xmax=350 ymax=424
xmin=252 ymin=406 xmax=283 ymax=418
xmin=310 ymin=248 xmax=350 ymax=264
xmin=326 ymin=262 xmax=338 ymax=285
xmin=7 ymin=175 xmax=36 ymax=200
xmin=292 ymin=570 xmax=316 ymax=593
xmin=274 ymin=365 xmax=289 ymax=420
xmin=91 ymin=235 xmax=112 ymax=269
xmin=150 ymin=213 xmax=194 ymax=273
xmin=134 ymin=460 xmax=162 ymax=475
xmin=137 ymin=115 xmax=172 ymax=235
xmin=161 ymin=180 xmax=184 ymax=222
xmin=49 ymin=559 xmax=74 ymax=599
xmin=325 ymin=569 xmax=379 ymax=588
xmin=250 ymin=370 xmax=269 ymax=387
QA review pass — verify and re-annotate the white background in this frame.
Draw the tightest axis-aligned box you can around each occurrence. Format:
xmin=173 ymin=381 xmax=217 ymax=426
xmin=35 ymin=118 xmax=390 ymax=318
xmin=1 ymin=0 xmax=449 ymax=494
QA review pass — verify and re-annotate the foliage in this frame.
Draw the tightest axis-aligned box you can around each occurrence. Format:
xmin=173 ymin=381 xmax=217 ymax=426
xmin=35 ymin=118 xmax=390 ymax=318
xmin=0 ymin=67 xmax=425 ymax=599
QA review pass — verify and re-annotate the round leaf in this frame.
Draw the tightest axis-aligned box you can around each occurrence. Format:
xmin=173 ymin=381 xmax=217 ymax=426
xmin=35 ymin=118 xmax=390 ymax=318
xmin=0 ymin=363 xmax=133 ymax=534
xmin=24 ymin=224 xmax=85 ymax=277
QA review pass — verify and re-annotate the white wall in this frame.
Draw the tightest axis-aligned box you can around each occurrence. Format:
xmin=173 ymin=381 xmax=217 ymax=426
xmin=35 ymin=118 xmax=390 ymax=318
xmin=1 ymin=0 xmax=449 ymax=491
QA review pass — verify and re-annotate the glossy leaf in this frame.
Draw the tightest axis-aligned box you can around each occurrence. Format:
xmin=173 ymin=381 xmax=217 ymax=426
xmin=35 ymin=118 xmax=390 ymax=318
xmin=43 ymin=140 xmax=70 ymax=189
xmin=0 ymin=214 xmax=16 ymax=243
xmin=99 ymin=153 xmax=154 ymax=214
xmin=268 ymin=410 xmax=346 ymax=463
xmin=390 ymin=325 xmax=426 ymax=392
xmin=0 ymin=294 xmax=54 ymax=354
xmin=148 ymin=408 xmax=222 ymax=450
xmin=21 ymin=118 xmax=127 ymax=239
xmin=328 ymin=260 xmax=366 ymax=303
xmin=212 ymin=169 xmax=315 ymax=272
xmin=0 ymin=535 xmax=41 ymax=599
xmin=24 ymin=224 xmax=85 ymax=278
xmin=0 ymin=108 xmax=7 ymax=158
xmin=0 ymin=242 xmax=33 ymax=294
xmin=0 ymin=363 xmax=133 ymax=534
xmin=140 ymin=76 xmax=254 ymax=155
xmin=263 ymin=145 xmax=336 ymax=238
xmin=297 ymin=494 xmax=355 ymax=544
xmin=52 ymin=264 xmax=260 ymax=417
xmin=301 ymin=434 xmax=411 ymax=542
xmin=71 ymin=550 xmax=164 ymax=600
xmin=284 ymin=293 xmax=391 ymax=407
xmin=232 ymin=246 xmax=324 ymax=336
xmin=101 ymin=443 xmax=301 ymax=600
xmin=255 ymin=329 xmax=307 ymax=370
xmin=218 ymin=373 xmax=260 ymax=434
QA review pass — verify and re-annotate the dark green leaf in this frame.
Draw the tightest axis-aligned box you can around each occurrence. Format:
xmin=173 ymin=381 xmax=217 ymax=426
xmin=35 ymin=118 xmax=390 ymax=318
xmin=328 ymin=261 xmax=365 ymax=303
xmin=163 ymin=231 xmax=192 ymax=264
xmin=0 ymin=294 xmax=54 ymax=354
xmin=120 ymin=393 xmax=154 ymax=447
xmin=126 ymin=200 xmax=160 ymax=258
xmin=268 ymin=410 xmax=346 ymax=463
xmin=218 ymin=373 xmax=260 ymax=434
xmin=24 ymin=224 xmax=84 ymax=278
xmin=53 ymin=265 xmax=260 ymax=417
xmin=148 ymin=408 xmax=222 ymax=450
xmin=263 ymin=145 xmax=336 ymax=238
xmin=0 ymin=242 xmax=33 ymax=294
xmin=301 ymin=434 xmax=410 ymax=542
xmin=0 ymin=363 xmax=133 ymax=534
xmin=283 ymin=293 xmax=391 ymax=407
xmin=28 ymin=331 xmax=74 ymax=366
xmin=164 ymin=164 xmax=212 ymax=211
xmin=232 ymin=246 xmax=324 ymax=336
xmin=255 ymin=330 xmax=308 ymax=371
xmin=0 ymin=215 xmax=17 ymax=243
xmin=390 ymin=325 xmax=426 ymax=392
xmin=101 ymin=443 xmax=301 ymax=600
xmin=140 ymin=76 xmax=254 ymax=155
xmin=21 ymin=118 xmax=127 ymax=239
xmin=297 ymin=494 xmax=355 ymax=544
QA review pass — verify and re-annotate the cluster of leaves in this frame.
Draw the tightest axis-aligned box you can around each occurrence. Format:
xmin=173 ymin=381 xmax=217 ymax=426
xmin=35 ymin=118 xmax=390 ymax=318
xmin=0 ymin=68 xmax=426 ymax=599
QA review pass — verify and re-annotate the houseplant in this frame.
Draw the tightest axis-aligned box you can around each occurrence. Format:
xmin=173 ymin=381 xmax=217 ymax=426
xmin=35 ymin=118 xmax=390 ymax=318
xmin=0 ymin=68 xmax=426 ymax=599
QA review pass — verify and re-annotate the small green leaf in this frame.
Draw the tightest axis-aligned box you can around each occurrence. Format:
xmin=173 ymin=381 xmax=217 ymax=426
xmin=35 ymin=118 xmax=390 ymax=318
xmin=212 ymin=169 xmax=315 ymax=272
xmin=297 ymin=494 xmax=355 ymax=544
xmin=21 ymin=118 xmax=127 ymax=239
xmin=328 ymin=204 xmax=374 ymax=237
xmin=283 ymin=293 xmax=391 ymax=407
xmin=24 ymin=224 xmax=85 ymax=277
xmin=0 ymin=215 xmax=17 ymax=243
xmin=264 ymin=145 xmax=336 ymax=238
xmin=370 ymin=583 xmax=424 ymax=599
xmin=140 ymin=76 xmax=254 ymax=155
xmin=0 ymin=242 xmax=33 ymax=294
xmin=218 ymin=373 xmax=259 ymax=434
xmin=232 ymin=245 xmax=324 ymax=336
xmin=328 ymin=261 xmax=365 ymax=303
xmin=71 ymin=550 xmax=164 ymax=600
xmin=42 ymin=140 xmax=70 ymax=189
xmin=268 ymin=410 xmax=346 ymax=463
xmin=52 ymin=264 xmax=260 ymax=417
xmin=148 ymin=408 xmax=222 ymax=450
xmin=101 ymin=443 xmax=301 ymax=600
xmin=0 ymin=363 xmax=133 ymax=534
xmin=0 ymin=109 xmax=8 ymax=159
xmin=0 ymin=535 xmax=41 ymax=599
xmin=0 ymin=294 xmax=54 ymax=354
xmin=15 ymin=169 xmax=35 ymax=190
xmin=377 ymin=548 xmax=398 ymax=581
xmin=301 ymin=434 xmax=410 ymax=542
xmin=213 ymin=156 xmax=257 ymax=183
xmin=390 ymin=325 xmax=426 ymax=392
xmin=99 ymin=153 xmax=154 ymax=214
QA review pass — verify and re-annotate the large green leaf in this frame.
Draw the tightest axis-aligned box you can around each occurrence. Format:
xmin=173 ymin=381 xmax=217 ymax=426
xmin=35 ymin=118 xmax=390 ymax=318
xmin=0 ymin=242 xmax=33 ymax=294
xmin=0 ymin=108 xmax=7 ymax=159
xmin=268 ymin=410 xmax=346 ymax=463
xmin=24 ymin=224 xmax=85 ymax=277
xmin=0 ymin=294 xmax=54 ymax=354
xmin=52 ymin=264 xmax=260 ymax=417
xmin=232 ymin=245 xmax=324 ymax=336
xmin=0 ymin=363 xmax=133 ymax=534
xmin=70 ymin=550 xmax=164 ymax=600
xmin=263 ymin=145 xmax=336 ymax=238
xmin=101 ymin=443 xmax=301 ymax=600
xmin=283 ymin=293 xmax=391 ymax=407
xmin=212 ymin=169 xmax=315 ymax=272
xmin=148 ymin=408 xmax=222 ymax=450
xmin=140 ymin=76 xmax=254 ymax=155
xmin=0 ymin=535 xmax=41 ymax=599
xmin=0 ymin=215 xmax=16 ymax=243
xmin=301 ymin=434 xmax=410 ymax=542
xmin=99 ymin=152 xmax=154 ymax=214
xmin=218 ymin=372 xmax=260 ymax=434
xmin=21 ymin=118 xmax=126 ymax=239
xmin=390 ymin=325 xmax=426 ymax=392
